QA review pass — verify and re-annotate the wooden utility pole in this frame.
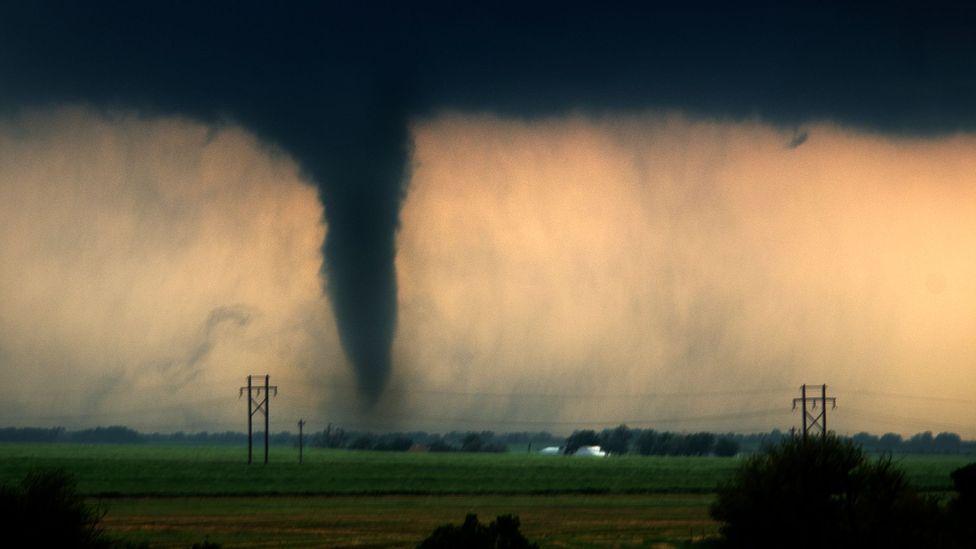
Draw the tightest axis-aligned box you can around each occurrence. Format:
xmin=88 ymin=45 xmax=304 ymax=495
xmin=298 ymin=419 xmax=306 ymax=464
xmin=239 ymin=374 xmax=278 ymax=464
xmin=247 ymin=375 xmax=253 ymax=463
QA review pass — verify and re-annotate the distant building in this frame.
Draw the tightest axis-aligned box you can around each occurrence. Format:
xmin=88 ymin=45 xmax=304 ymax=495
xmin=538 ymin=446 xmax=561 ymax=455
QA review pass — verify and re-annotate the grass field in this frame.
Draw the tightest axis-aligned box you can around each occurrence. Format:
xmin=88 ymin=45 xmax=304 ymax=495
xmin=1 ymin=443 xmax=971 ymax=547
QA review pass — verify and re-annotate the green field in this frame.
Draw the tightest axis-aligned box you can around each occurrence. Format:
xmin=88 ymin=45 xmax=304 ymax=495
xmin=1 ymin=443 xmax=971 ymax=547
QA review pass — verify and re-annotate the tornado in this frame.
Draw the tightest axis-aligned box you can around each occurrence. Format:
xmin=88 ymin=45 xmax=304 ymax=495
xmin=308 ymin=101 xmax=411 ymax=404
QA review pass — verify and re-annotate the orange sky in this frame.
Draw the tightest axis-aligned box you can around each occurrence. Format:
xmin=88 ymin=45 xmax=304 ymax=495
xmin=394 ymin=114 xmax=976 ymax=436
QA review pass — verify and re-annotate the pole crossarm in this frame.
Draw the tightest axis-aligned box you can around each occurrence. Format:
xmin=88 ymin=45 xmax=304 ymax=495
xmin=792 ymin=384 xmax=837 ymax=439
xmin=239 ymin=385 xmax=278 ymax=418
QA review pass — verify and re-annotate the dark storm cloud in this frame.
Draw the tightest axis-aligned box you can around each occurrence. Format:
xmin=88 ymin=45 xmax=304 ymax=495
xmin=2 ymin=1 xmax=974 ymax=402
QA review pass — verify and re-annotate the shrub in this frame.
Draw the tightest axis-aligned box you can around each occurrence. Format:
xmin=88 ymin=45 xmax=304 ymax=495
xmin=0 ymin=468 xmax=111 ymax=548
xmin=946 ymin=462 xmax=976 ymax=546
xmin=417 ymin=514 xmax=538 ymax=548
xmin=710 ymin=435 xmax=938 ymax=548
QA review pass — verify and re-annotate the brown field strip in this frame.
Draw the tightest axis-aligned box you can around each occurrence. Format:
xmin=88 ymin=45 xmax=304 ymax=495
xmin=99 ymin=494 xmax=719 ymax=548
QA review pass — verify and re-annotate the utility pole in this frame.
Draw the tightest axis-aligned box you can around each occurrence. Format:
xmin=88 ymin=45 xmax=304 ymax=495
xmin=298 ymin=419 xmax=306 ymax=464
xmin=239 ymin=374 xmax=278 ymax=464
xmin=792 ymin=384 xmax=836 ymax=440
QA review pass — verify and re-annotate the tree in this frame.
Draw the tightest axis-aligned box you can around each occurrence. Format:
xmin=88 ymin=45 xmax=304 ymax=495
xmin=657 ymin=432 xmax=686 ymax=456
xmin=945 ymin=462 xmax=976 ymax=547
xmin=320 ymin=424 xmax=347 ymax=449
xmin=685 ymin=432 xmax=715 ymax=456
xmin=461 ymin=433 xmax=483 ymax=452
xmin=563 ymin=430 xmax=599 ymax=455
xmin=373 ymin=435 xmax=413 ymax=451
xmin=710 ymin=434 xmax=937 ymax=548
xmin=713 ymin=438 xmax=739 ymax=457
xmin=0 ymin=469 xmax=111 ymax=548
xmin=417 ymin=514 xmax=538 ymax=548
xmin=347 ymin=434 xmax=375 ymax=450
xmin=934 ymin=432 xmax=962 ymax=454
xmin=878 ymin=432 xmax=903 ymax=452
xmin=634 ymin=430 xmax=658 ymax=456
xmin=851 ymin=431 xmax=879 ymax=451
xmin=599 ymin=425 xmax=633 ymax=455
xmin=907 ymin=431 xmax=934 ymax=453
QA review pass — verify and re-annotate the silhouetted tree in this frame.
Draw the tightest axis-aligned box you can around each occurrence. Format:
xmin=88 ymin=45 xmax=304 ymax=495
xmin=0 ymin=469 xmax=111 ymax=548
xmin=417 ymin=514 xmax=538 ymax=548
xmin=711 ymin=434 xmax=938 ymax=548
xmin=428 ymin=439 xmax=454 ymax=452
xmin=634 ymin=430 xmax=658 ymax=455
xmin=658 ymin=432 xmax=686 ymax=455
xmin=907 ymin=431 xmax=934 ymax=453
xmin=563 ymin=430 xmax=599 ymax=455
xmin=347 ymin=434 xmax=375 ymax=450
xmin=599 ymin=424 xmax=633 ymax=455
xmin=319 ymin=424 xmax=347 ymax=449
xmin=878 ymin=432 xmax=903 ymax=452
xmin=461 ymin=433 xmax=484 ymax=452
xmin=851 ymin=431 xmax=879 ymax=450
xmin=934 ymin=432 xmax=962 ymax=454
xmin=945 ymin=462 xmax=976 ymax=547
xmin=685 ymin=432 xmax=715 ymax=456
xmin=373 ymin=435 xmax=413 ymax=451
xmin=713 ymin=438 xmax=739 ymax=457
xmin=70 ymin=426 xmax=143 ymax=444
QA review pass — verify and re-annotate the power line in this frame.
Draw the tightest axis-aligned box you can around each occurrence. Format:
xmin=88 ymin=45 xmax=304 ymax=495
xmin=841 ymin=406 xmax=975 ymax=433
xmin=0 ymin=397 xmax=232 ymax=421
xmin=321 ymin=408 xmax=787 ymax=428
xmin=835 ymin=389 xmax=976 ymax=406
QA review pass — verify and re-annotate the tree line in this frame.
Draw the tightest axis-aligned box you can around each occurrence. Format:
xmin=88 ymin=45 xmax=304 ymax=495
xmin=310 ymin=425 xmax=561 ymax=453
xmin=1 ymin=425 xmax=975 ymax=456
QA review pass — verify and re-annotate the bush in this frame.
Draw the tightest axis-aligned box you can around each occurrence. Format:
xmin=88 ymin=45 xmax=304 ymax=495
xmin=710 ymin=435 xmax=938 ymax=548
xmin=417 ymin=514 xmax=538 ymax=548
xmin=0 ymin=468 xmax=111 ymax=548
xmin=945 ymin=462 xmax=976 ymax=546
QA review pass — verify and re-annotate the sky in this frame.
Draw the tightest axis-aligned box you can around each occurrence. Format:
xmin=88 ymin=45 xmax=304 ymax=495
xmin=1 ymin=3 xmax=975 ymax=436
